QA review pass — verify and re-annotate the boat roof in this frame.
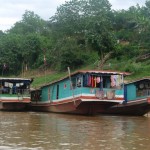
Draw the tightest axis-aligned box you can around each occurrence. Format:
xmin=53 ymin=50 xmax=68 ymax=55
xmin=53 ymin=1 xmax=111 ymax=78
xmin=125 ymin=77 xmax=150 ymax=85
xmin=73 ymin=70 xmax=130 ymax=75
xmin=0 ymin=77 xmax=33 ymax=83
xmin=42 ymin=70 xmax=130 ymax=88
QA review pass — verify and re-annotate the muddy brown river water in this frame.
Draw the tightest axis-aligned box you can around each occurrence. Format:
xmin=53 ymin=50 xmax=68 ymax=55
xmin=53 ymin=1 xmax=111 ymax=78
xmin=0 ymin=112 xmax=150 ymax=150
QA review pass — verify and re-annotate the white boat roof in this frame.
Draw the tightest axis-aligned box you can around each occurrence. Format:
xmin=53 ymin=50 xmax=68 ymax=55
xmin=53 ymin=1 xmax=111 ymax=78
xmin=0 ymin=78 xmax=33 ymax=83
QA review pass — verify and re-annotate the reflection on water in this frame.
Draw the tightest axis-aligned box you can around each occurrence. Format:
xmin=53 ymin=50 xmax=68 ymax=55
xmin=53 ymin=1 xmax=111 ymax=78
xmin=0 ymin=112 xmax=150 ymax=150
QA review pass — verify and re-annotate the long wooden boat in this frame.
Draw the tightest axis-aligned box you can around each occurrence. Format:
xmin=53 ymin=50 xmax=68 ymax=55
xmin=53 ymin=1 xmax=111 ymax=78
xmin=0 ymin=78 xmax=33 ymax=111
xmin=30 ymin=70 xmax=132 ymax=115
xmin=103 ymin=78 xmax=150 ymax=116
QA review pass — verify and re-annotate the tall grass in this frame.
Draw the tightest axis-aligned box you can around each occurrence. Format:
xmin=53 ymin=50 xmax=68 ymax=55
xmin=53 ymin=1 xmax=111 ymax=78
xmin=19 ymin=59 xmax=150 ymax=88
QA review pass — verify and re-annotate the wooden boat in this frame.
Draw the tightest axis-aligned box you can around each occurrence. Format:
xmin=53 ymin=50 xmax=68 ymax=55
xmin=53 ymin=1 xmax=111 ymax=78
xmin=0 ymin=78 xmax=33 ymax=111
xmin=103 ymin=78 xmax=150 ymax=116
xmin=30 ymin=70 xmax=131 ymax=115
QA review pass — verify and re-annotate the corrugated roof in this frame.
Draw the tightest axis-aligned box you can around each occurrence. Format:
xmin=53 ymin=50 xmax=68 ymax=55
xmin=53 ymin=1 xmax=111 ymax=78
xmin=42 ymin=70 xmax=131 ymax=88
xmin=75 ymin=70 xmax=130 ymax=75
xmin=125 ymin=77 xmax=150 ymax=85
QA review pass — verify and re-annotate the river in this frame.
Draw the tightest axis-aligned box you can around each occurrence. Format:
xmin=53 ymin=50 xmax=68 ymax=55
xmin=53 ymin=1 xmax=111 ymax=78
xmin=0 ymin=111 xmax=150 ymax=150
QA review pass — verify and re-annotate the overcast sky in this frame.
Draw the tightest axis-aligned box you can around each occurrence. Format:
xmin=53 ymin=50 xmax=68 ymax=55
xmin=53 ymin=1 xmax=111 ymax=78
xmin=0 ymin=0 xmax=146 ymax=31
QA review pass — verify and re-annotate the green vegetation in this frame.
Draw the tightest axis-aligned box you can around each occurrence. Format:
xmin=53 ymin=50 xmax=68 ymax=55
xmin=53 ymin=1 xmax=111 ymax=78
xmin=0 ymin=0 xmax=150 ymax=87
xmin=32 ymin=71 xmax=68 ymax=88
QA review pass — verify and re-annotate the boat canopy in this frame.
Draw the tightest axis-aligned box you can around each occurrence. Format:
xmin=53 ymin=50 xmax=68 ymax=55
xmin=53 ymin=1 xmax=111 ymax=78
xmin=0 ymin=78 xmax=33 ymax=83
xmin=0 ymin=78 xmax=33 ymax=95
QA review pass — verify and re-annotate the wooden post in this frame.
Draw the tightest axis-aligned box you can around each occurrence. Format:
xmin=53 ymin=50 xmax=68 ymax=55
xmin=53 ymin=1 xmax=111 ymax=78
xmin=67 ymin=67 xmax=76 ymax=105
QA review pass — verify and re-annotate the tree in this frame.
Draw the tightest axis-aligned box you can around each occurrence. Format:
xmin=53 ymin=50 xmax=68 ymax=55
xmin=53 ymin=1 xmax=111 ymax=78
xmin=0 ymin=34 xmax=22 ymax=75
xmin=50 ymin=0 xmax=85 ymax=37
xmin=9 ymin=10 xmax=48 ymax=35
xmin=50 ymin=0 xmax=115 ymax=70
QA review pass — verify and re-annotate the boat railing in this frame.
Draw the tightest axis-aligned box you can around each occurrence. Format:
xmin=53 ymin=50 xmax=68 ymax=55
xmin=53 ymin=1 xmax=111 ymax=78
xmin=137 ymin=89 xmax=150 ymax=96
xmin=54 ymin=86 xmax=124 ymax=100
xmin=0 ymin=89 xmax=30 ymax=99
xmin=80 ymin=87 xmax=124 ymax=100
xmin=0 ymin=87 xmax=30 ymax=96
xmin=17 ymin=89 xmax=30 ymax=97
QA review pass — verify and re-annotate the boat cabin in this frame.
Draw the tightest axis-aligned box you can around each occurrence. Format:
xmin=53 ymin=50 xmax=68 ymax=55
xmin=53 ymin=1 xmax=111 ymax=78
xmin=125 ymin=78 xmax=150 ymax=102
xmin=31 ymin=70 xmax=130 ymax=103
xmin=0 ymin=78 xmax=32 ymax=96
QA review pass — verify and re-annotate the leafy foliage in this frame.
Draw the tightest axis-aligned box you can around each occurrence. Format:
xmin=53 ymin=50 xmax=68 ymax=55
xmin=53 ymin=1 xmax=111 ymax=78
xmin=0 ymin=0 xmax=150 ymax=78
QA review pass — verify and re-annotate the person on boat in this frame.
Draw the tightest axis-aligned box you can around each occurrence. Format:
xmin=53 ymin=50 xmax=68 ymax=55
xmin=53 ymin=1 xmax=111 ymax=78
xmin=0 ymin=85 xmax=3 ymax=94
xmin=12 ymin=83 xmax=17 ymax=94
xmin=1 ymin=86 xmax=9 ymax=94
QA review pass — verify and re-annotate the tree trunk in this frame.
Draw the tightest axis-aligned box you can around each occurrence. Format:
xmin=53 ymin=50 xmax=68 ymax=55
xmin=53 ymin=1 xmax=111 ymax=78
xmin=99 ymin=51 xmax=113 ymax=70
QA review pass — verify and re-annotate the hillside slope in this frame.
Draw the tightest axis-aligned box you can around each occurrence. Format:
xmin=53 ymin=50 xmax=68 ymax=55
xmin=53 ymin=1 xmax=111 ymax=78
xmin=23 ymin=58 xmax=150 ymax=88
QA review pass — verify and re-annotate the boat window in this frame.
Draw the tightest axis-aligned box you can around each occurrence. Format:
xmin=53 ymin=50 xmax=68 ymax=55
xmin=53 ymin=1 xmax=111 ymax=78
xmin=83 ymin=74 xmax=110 ymax=88
xmin=83 ymin=74 xmax=123 ymax=89
xmin=56 ymin=84 xmax=59 ymax=99
xmin=0 ymin=86 xmax=9 ymax=94
xmin=103 ymin=77 xmax=111 ymax=88
xmin=136 ymin=80 xmax=150 ymax=97
xmin=77 ymin=77 xmax=82 ymax=87
xmin=71 ymin=77 xmax=76 ymax=89
xmin=83 ymin=74 xmax=101 ymax=88
xmin=0 ymin=81 xmax=30 ymax=95
xmin=31 ymin=90 xmax=41 ymax=101
xmin=0 ymin=82 xmax=11 ymax=94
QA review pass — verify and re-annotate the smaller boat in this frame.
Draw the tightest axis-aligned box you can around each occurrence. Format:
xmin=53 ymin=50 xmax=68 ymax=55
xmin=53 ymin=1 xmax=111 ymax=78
xmin=0 ymin=78 xmax=33 ymax=111
xmin=104 ymin=77 xmax=150 ymax=116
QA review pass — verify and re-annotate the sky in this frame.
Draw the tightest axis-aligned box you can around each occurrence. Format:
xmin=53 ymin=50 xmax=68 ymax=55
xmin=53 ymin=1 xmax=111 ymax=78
xmin=0 ymin=0 xmax=146 ymax=31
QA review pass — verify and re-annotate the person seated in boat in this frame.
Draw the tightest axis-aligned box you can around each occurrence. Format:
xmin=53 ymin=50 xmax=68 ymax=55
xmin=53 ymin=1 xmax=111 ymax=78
xmin=12 ymin=83 xmax=17 ymax=94
xmin=2 ymin=86 xmax=6 ymax=93
xmin=1 ymin=86 xmax=9 ymax=94
xmin=0 ymin=84 xmax=2 ymax=94
xmin=0 ymin=85 xmax=3 ymax=94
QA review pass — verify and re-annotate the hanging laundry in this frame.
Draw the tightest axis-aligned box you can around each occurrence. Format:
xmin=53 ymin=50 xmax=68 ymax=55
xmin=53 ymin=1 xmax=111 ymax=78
xmin=118 ymin=75 xmax=122 ymax=86
xmin=88 ymin=75 xmax=91 ymax=86
xmin=96 ymin=77 xmax=101 ymax=83
xmin=87 ymin=74 xmax=89 ymax=86
xmin=114 ymin=75 xmax=117 ymax=86
xmin=115 ymin=75 xmax=119 ymax=86
xmin=94 ymin=76 xmax=97 ymax=88
xmin=91 ymin=76 xmax=94 ymax=88
xmin=111 ymin=75 xmax=116 ymax=87
xmin=93 ymin=76 xmax=96 ymax=88
xmin=91 ymin=75 xmax=93 ymax=87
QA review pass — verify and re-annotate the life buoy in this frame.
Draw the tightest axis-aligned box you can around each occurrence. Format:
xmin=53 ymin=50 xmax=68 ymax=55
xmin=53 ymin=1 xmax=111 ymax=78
xmin=139 ymin=83 xmax=144 ymax=89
